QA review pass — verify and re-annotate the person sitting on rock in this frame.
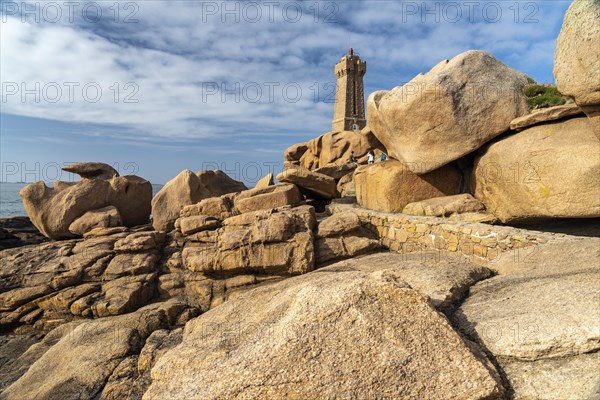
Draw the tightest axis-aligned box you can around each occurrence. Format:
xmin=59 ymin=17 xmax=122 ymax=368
xmin=348 ymin=151 xmax=357 ymax=165
xmin=380 ymin=152 xmax=387 ymax=162
xmin=367 ymin=150 xmax=375 ymax=164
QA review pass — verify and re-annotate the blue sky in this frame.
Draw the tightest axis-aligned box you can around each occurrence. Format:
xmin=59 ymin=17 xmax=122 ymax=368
xmin=1 ymin=0 xmax=572 ymax=184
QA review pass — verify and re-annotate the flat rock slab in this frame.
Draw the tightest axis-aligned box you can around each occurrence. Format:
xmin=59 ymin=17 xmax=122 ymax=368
xmin=509 ymin=103 xmax=584 ymax=130
xmin=501 ymin=352 xmax=600 ymax=400
xmin=314 ymin=236 xmax=380 ymax=265
xmin=316 ymin=211 xmax=362 ymax=237
xmin=447 ymin=212 xmax=498 ymax=224
xmin=403 ymin=193 xmax=485 ymax=217
xmin=179 ymin=215 xmax=220 ymax=235
xmin=146 ymin=267 xmax=503 ymax=399
xmin=234 ymin=184 xmax=303 ymax=214
xmin=314 ymin=163 xmax=357 ymax=180
xmin=0 ymin=333 xmax=42 ymax=391
xmin=456 ymin=266 xmax=600 ymax=359
xmin=325 ymin=252 xmax=492 ymax=310
xmin=277 ymin=167 xmax=337 ymax=199
xmin=62 ymin=162 xmax=118 ymax=180
xmin=488 ymin=237 xmax=600 ymax=277
xmin=454 ymin=238 xmax=600 ymax=398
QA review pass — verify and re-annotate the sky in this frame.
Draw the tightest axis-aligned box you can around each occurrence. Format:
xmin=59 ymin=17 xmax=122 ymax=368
xmin=0 ymin=0 xmax=572 ymax=185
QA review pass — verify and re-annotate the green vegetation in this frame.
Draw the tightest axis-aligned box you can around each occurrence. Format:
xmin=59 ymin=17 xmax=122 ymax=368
xmin=525 ymin=84 xmax=566 ymax=109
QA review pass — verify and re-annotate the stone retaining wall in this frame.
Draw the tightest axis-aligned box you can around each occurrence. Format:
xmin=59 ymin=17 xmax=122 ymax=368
xmin=328 ymin=203 xmax=576 ymax=266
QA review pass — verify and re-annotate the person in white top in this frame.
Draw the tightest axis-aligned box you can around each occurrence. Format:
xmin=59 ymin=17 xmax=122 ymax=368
xmin=367 ymin=150 xmax=375 ymax=164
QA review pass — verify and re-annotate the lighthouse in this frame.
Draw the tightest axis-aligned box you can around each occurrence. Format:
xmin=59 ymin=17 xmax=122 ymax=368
xmin=332 ymin=48 xmax=367 ymax=132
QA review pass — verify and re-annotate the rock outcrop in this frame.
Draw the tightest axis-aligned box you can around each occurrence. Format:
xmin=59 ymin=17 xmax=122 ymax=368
xmin=146 ymin=265 xmax=504 ymax=400
xmin=4 ymin=5 xmax=600 ymax=398
xmin=368 ymin=51 xmax=530 ymax=173
xmin=0 ymin=217 xmax=47 ymax=251
xmin=151 ymin=170 xmax=246 ymax=232
xmin=284 ymin=127 xmax=385 ymax=169
xmin=181 ymin=205 xmax=315 ymax=276
xmin=2 ymin=181 xmax=319 ymax=333
xmin=20 ymin=163 xmax=152 ymax=240
xmin=354 ymin=160 xmax=462 ymax=213
xmin=2 ymin=300 xmax=189 ymax=400
xmin=0 ymin=227 xmax=168 ymax=331
xmin=554 ymin=0 xmax=600 ymax=137
xmin=473 ymin=117 xmax=600 ymax=223
xmin=454 ymin=238 xmax=600 ymax=399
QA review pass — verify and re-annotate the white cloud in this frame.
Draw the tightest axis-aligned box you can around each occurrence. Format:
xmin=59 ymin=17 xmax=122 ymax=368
xmin=1 ymin=0 xmax=571 ymax=144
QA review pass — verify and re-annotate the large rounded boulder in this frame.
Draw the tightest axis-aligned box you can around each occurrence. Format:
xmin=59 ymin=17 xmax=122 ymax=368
xmin=354 ymin=160 xmax=462 ymax=213
xmin=472 ymin=116 xmax=600 ymax=223
xmin=145 ymin=267 xmax=503 ymax=399
xmin=151 ymin=170 xmax=247 ymax=232
xmin=368 ymin=51 xmax=530 ymax=173
xmin=554 ymin=0 xmax=600 ymax=137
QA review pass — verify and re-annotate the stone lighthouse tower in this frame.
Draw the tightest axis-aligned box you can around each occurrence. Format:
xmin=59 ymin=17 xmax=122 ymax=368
xmin=332 ymin=48 xmax=367 ymax=132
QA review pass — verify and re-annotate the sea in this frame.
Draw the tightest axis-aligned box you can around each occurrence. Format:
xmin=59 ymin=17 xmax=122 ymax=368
xmin=0 ymin=182 xmax=164 ymax=219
